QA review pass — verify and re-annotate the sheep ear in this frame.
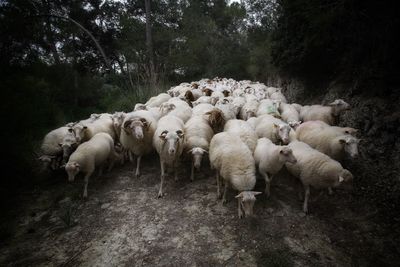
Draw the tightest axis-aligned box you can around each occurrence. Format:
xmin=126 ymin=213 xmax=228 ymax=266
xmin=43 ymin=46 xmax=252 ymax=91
xmin=250 ymin=191 xmax=262 ymax=196
xmin=83 ymin=126 xmax=88 ymax=130
xmin=159 ymin=131 xmax=168 ymax=139
xmin=273 ymin=123 xmax=279 ymax=128
xmin=339 ymin=176 xmax=344 ymax=183
xmin=187 ymin=148 xmax=193 ymax=154
xmin=339 ymin=138 xmax=346 ymax=144
xmin=235 ymin=192 xmax=244 ymax=199
xmin=68 ymin=128 xmax=73 ymax=133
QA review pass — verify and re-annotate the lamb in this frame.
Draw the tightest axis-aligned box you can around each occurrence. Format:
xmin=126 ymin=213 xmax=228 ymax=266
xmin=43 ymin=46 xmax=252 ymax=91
xmin=254 ymin=138 xmax=297 ymax=196
xmin=209 ymin=132 xmax=261 ymax=218
xmin=240 ymin=96 xmax=259 ymax=120
xmin=279 ymin=103 xmax=301 ymax=129
xmin=285 ymin=141 xmax=353 ymax=213
xmin=256 ymin=99 xmax=281 ymax=118
xmin=72 ymin=114 xmax=116 ymax=143
xmin=299 ymin=99 xmax=350 ymax=125
xmin=296 ymin=121 xmax=360 ymax=161
xmin=65 ymin=133 xmax=119 ymax=198
xmin=111 ymin=112 xmax=126 ymax=140
xmin=153 ymin=115 xmax=185 ymax=197
xmin=254 ymin=114 xmax=292 ymax=145
xmin=120 ymin=110 xmax=157 ymax=178
xmin=223 ymin=119 xmax=258 ymax=153
xmin=192 ymin=103 xmax=215 ymax=116
xmin=184 ymin=116 xmax=214 ymax=181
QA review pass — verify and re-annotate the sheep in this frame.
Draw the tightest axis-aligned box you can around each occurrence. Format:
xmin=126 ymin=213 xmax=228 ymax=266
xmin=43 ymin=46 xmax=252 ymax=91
xmin=299 ymin=99 xmax=350 ymax=125
xmin=254 ymin=114 xmax=292 ymax=145
xmin=285 ymin=141 xmax=353 ymax=213
xmin=254 ymin=138 xmax=297 ymax=196
xmin=65 ymin=133 xmax=119 ymax=198
xmin=215 ymin=101 xmax=236 ymax=121
xmin=210 ymin=91 xmax=224 ymax=105
xmin=153 ymin=115 xmax=185 ymax=197
xmin=40 ymin=126 xmax=79 ymax=169
xmin=72 ymin=115 xmax=116 ymax=143
xmin=223 ymin=119 xmax=257 ymax=153
xmin=296 ymin=121 xmax=360 ymax=161
xmin=192 ymin=103 xmax=215 ymax=116
xmin=232 ymin=88 xmax=245 ymax=97
xmin=265 ymin=87 xmax=281 ymax=97
xmin=184 ymin=116 xmax=214 ymax=181
xmin=246 ymin=117 xmax=257 ymax=130
xmin=193 ymin=96 xmax=212 ymax=106
xmin=159 ymin=99 xmax=193 ymax=123
xmin=256 ymin=99 xmax=281 ymax=118
xmin=209 ymin=132 xmax=261 ymax=218
xmin=134 ymin=103 xmax=147 ymax=111
xmin=240 ymin=96 xmax=259 ymax=121
xmin=204 ymin=109 xmax=226 ymax=133
xmin=291 ymin=103 xmax=303 ymax=113
xmin=269 ymin=91 xmax=287 ymax=103
xmin=168 ymin=85 xmax=191 ymax=97
xmin=111 ymin=112 xmax=126 ymax=140
xmin=232 ymin=96 xmax=246 ymax=116
xmin=279 ymin=103 xmax=301 ymax=129
xmin=120 ymin=110 xmax=157 ymax=178
xmin=299 ymin=120 xmax=358 ymax=136
xmin=202 ymin=88 xmax=214 ymax=96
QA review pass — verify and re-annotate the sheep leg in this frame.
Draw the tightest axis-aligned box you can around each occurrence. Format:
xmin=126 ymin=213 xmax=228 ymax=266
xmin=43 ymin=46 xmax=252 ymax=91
xmin=129 ymin=151 xmax=134 ymax=162
xmin=83 ymin=171 xmax=93 ymax=199
xmin=222 ymin=182 xmax=228 ymax=205
xmin=303 ymin=185 xmax=310 ymax=213
xmin=298 ymin=182 xmax=304 ymax=200
xmin=238 ymin=198 xmax=243 ymax=219
xmin=173 ymin=161 xmax=178 ymax=182
xmin=328 ymin=187 xmax=333 ymax=195
xmin=190 ymin=160 xmax=195 ymax=182
xmin=135 ymin=156 xmax=141 ymax=178
xmin=98 ymin=166 xmax=104 ymax=177
xmin=261 ymin=171 xmax=271 ymax=197
xmin=216 ymin=171 xmax=221 ymax=199
xmin=158 ymin=160 xmax=165 ymax=198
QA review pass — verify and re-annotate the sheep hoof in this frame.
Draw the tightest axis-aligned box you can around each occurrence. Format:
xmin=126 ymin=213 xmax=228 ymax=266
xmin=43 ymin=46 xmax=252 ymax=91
xmin=135 ymin=173 xmax=141 ymax=179
xmin=157 ymin=192 xmax=164 ymax=198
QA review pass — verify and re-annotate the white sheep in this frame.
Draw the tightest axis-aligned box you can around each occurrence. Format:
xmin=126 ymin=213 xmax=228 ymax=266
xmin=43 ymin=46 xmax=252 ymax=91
xmin=223 ymin=119 xmax=257 ymax=153
xmin=240 ymin=96 xmax=259 ymax=121
xmin=246 ymin=117 xmax=257 ymax=130
xmin=215 ymin=101 xmax=237 ymax=121
xmin=192 ymin=96 xmax=212 ymax=106
xmin=210 ymin=91 xmax=224 ymax=105
xmin=291 ymin=103 xmax=303 ymax=113
xmin=192 ymin=103 xmax=215 ymax=116
xmin=265 ymin=87 xmax=281 ymax=97
xmin=269 ymin=91 xmax=287 ymax=103
xmin=153 ymin=115 xmax=185 ymax=197
xmin=254 ymin=138 xmax=297 ymax=196
xmin=299 ymin=99 xmax=350 ymax=125
xmin=232 ymin=96 xmax=246 ymax=116
xmin=256 ymin=99 xmax=281 ymax=117
xmin=72 ymin=114 xmax=116 ymax=143
xmin=40 ymin=126 xmax=79 ymax=169
xmin=254 ymin=114 xmax=293 ymax=145
xmin=159 ymin=99 xmax=193 ymax=123
xmin=299 ymin=120 xmax=358 ymax=136
xmin=184 ymin=116 xmax=214 ymax=181
xmin=296 ymin=121 xmax=360 ymax=161
xmin=285 ymin=141 xmax=353 ymax=213
xmin=209 ymin=132 xmax=261 ymax=218
xmin=120 ymin=110 xmax=157 ymax=178
xmin=65 ymin=133 xmax=119 ymax=198
xmin=279 ymin=103 xmax=301 ymax=129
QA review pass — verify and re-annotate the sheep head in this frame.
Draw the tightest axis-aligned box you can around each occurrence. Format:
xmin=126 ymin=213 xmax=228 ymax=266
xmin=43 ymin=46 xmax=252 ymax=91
xmin=205 ymin=109 xmax=225 ymax=133
xmin=339 ymin=136 xmax=360 ymax=158
xmin=273 ymin=123 xmax=291 ymax=144
xmin=123 ymin=118 xmax=150 ymax=139
xmin=65 ymin=162 xmax=80 ymax=182
xmin=188 ymin=147 xmax=208 ymax=169
xmin=288 ymin=120 xmax=302 ymax=129
xmin=235 ymin=191 xmax=262 ymax=218
xmin=134 ymin=103 xmax=147 ymax=111
xmin=58 ymin=132 xmax=79 ymax=164
xmin=279 ymin=147 xmax=297 ymax=164
xmin=185 ymin=90 xmax=195 ymax=102
xmin=328 ymin=99 xmax=350 ymax=116
xmin=203 ymin=88 xmax=213 ymax=96
xmin=159 ymin=130 xmax=184 ymax=155
xmin=159 ymin=103 xmax=176 ymax=115
xmin=72 ymin=124 xmax=88 ymax=143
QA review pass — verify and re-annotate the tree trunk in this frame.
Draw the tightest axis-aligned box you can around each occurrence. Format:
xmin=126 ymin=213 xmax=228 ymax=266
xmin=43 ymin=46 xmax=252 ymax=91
xmin=144 ymin=0 xmax=156 ymax=87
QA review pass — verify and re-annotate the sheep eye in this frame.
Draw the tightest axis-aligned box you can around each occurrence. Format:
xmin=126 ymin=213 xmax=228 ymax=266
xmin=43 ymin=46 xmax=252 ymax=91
xmin=176 ymin=130 xmax=183 ymax=134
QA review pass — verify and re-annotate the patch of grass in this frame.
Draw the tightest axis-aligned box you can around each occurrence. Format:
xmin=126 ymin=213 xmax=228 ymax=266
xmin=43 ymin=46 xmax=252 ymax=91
xmin=257 ymin=249 xmax=294 ymax=267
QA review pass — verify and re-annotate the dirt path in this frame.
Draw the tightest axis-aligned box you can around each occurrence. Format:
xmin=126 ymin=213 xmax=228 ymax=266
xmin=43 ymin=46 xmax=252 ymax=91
xmin=0 ymin=156 xmax=398 ymax=266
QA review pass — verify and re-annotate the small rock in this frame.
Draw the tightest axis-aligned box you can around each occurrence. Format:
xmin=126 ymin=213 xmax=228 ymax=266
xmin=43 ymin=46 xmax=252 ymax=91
xmin=266 ymin=208 xmax=274 ymax=214
xmin=298 ymin=212 xmax=306 ymax=218
xmin=101 ymin=203 xmax=111 ymax=209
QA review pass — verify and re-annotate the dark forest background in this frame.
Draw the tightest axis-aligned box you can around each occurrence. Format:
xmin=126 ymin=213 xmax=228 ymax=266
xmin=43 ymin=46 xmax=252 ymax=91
xmin=1 ymin=0 xmax=399 ymax=225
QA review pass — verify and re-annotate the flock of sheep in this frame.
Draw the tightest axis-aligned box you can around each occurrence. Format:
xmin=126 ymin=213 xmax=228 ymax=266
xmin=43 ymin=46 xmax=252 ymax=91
xmin=39 ymin=78 xmax=360 ymax=218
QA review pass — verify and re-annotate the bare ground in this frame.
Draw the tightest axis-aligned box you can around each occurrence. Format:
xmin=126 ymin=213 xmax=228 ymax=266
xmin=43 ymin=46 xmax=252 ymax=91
xmin=0 ymin=155 xmax=398 ymax=266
